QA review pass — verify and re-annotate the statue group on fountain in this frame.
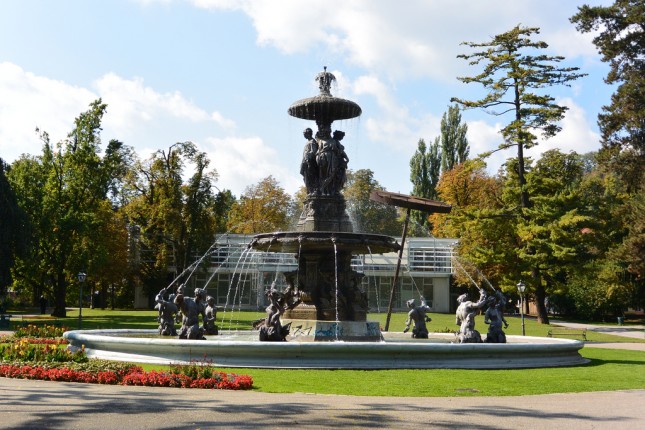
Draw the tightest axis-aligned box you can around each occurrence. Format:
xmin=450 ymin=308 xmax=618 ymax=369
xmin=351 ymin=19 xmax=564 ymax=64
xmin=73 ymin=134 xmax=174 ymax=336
xmin=403 ymin=298 xmax=432 ymax=339
xmin=154 ymin=285 xmax=219 ymax=339
xmin=300 ymin=127 xmax=349 ymax=196
xmin=255 ymin=282 xmax=301 ymax=342
xmin=455 ymin=289 xmax=509 ymax=344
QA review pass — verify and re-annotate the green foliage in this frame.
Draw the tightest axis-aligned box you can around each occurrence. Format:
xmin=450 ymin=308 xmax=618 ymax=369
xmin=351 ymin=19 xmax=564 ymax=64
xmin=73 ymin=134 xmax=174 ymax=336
xmin=451 ymin=26 xmax=586 ymax=322
xmin=440 ymin=104 xmax=470 ymax=172
xmin=409 ymin=139 xmax=441 ymax=232
xmin=213 ymin=189 xmax=237 ymax=233
xmin=8 ymin=100 xmax=132 ymax=317
xmin=572 ymin=2 xmax=644 ymax=294
xmin=344 ymin=169 xmax=401 ymax=235
xmin=226 ymin=175 xmax=293 ymax=234
xmin=453 ymin=25 xmax=586 ymax=152
xmin=0 ymin=158 xmax=28 ymax=294
xmin=571 ymin=0 xmax=645 ymax=159
xmin=121 ymin=142 xmax=220 ymax=294
xmin=568 ymin=262 xmax=634 ymax=320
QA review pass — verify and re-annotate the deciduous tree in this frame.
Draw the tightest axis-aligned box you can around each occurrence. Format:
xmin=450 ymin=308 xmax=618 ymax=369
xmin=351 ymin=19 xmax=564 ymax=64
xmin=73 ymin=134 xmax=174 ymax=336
xmin=9 ymin=100 xmax=130 ymax=316
xmin=227 ymin=176 xmax=292 ymax=234
xmin=344 ymin=169 xmax=401 ymax=236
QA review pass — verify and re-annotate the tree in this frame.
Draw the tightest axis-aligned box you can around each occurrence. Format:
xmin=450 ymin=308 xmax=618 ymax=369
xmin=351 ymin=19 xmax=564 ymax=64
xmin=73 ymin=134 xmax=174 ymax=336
xmin=227 ymin=176 xmax=292 ymax=234
xmin=451 ymin=25 xmax=586 ymax=323
xmin=213 ymin=189 xmax=236 ymax=233
xmin=122 ymin=142 xmax=220 ymax=293
xmin=571 ymin=1 xmax=645 ymax=293
xmin=409 ymin=138 xmax=441 ymax=232
xmin=571 ymin=1 xmax=645 ymax=167
xmin=440 ymin=105 xmax=470 ymax=172
xmin=8 ymin=100 xmax=130 ymax=316
xmin=431 ymin=160 xmax=515 ymax=290
xmin=452 ymin=25 xmax=586 ymax=210
xmin=0 ymin=158 xmax=28 ymax=299
xmin=344 ymin=169 xmax=401 ymax=236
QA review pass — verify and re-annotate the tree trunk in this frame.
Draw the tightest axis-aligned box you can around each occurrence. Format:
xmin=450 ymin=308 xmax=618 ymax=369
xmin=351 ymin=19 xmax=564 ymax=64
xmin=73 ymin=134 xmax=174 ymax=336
xmin=532 ymin=267 xmax=549 ymax=324
xmin=51 ymin=271 xmax=67 ymax=318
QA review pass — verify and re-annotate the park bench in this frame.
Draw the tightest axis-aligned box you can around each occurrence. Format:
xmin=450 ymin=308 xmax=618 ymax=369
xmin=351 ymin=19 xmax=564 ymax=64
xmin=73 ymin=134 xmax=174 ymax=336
xmin=547 ymin=328 xmax=587 ymax=341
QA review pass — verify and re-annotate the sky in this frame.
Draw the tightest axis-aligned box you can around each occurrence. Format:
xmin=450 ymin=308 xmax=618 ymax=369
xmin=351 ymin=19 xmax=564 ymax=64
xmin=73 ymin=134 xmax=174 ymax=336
xmin=0 ymin=0 xmax=613 ymax=197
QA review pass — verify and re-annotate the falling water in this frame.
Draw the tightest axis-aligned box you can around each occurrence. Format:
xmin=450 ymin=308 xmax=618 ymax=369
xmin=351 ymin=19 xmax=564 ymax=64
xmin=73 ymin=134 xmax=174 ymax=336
xmin=333 ymin=239 xmax=340 ymax=341
xmin=219 ymin=246 xmax=252 ymax=331
xmin=365 ymin=245 xmax=381 ymax=313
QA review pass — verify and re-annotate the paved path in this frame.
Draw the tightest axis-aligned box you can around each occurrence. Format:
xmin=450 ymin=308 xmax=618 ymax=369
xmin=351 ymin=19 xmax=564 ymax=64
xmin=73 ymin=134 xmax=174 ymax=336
xmin=1 ymin=378 xmax=643 ymax=430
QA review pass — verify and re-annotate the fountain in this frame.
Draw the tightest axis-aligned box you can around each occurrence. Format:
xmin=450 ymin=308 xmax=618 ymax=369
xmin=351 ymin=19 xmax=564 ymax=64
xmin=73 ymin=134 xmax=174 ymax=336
xmin=64 ymin=68 xmax=587 ymax=369
xmin=250 ymin=67 xmax=400 ymax=341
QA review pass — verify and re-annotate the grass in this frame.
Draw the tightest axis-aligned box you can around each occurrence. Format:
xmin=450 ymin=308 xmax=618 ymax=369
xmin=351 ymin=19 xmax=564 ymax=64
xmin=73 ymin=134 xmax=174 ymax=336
xmin=133 ymin=348 xmax=645 ymax=397
xmin=5 ymin=308 xmax=645 ymax=397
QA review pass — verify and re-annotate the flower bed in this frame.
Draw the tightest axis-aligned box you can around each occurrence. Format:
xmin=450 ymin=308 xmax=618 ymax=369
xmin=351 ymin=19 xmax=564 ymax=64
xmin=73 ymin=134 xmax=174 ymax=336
xmin=0 ymin=362 xmax=253 ymax=390
xmin=1 ymin=328 xmax=254 ymax=390
xmin=14 ymin=324 xmax=68 ymax=339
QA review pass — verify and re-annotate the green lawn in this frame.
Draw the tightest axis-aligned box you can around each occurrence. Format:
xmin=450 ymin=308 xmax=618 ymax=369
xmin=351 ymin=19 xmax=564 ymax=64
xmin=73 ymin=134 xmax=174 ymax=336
xmin=177 ymin=348 xmax=643 ymax=397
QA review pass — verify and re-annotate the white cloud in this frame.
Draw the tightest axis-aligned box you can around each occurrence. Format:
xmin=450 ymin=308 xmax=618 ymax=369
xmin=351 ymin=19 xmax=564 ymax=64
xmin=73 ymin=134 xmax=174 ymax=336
xmin=204 ymin=135 xmax=300 ymax=196
xmin=464 ymin=99 xmax=600 ymax=175
xmin=0 ymin=62 xmax=96 ymax=161
xmin=527 ymin=98 xmax=600 ymax=158
xmin=0 ymin=62 xmax=255 ymax=194
xmin=186 ymin=0 xmax=606 ymax=83
xmin=352 ymin=73 xmax=442 ymax=155
xmin=95 ymin=73 xmax=236 ymax=133
xmin=466 ymin=120 xmax=508 ymax=174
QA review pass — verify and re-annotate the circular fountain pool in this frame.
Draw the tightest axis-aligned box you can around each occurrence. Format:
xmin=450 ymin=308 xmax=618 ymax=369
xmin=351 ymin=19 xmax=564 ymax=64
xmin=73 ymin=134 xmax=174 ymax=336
xmin=64 ymin=329 xmax=588 ymax=369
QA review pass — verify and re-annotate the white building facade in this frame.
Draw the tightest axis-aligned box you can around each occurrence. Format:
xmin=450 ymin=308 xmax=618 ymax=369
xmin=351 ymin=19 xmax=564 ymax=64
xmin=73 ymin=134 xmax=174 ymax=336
xmin=137 ymin=234 xmax=457 ymax=313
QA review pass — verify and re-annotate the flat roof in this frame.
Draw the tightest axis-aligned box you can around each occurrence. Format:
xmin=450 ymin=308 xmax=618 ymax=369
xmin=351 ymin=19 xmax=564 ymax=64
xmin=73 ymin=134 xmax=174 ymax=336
xmin=370 ymin=190 xmax=452 ymax=213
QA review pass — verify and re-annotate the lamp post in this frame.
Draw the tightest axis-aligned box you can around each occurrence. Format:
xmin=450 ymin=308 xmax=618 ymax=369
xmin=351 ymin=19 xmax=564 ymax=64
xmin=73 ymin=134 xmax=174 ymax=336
xmin=78 ymin=272 xmax=87 ymax=329
xmin=517 ymin=280 xmax=526 ymax=336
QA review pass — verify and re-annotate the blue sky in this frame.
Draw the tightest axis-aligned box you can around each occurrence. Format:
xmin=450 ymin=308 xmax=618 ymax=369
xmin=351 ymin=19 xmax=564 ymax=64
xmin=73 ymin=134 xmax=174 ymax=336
xmin=0 ymin=0 xmax=613 ymax=196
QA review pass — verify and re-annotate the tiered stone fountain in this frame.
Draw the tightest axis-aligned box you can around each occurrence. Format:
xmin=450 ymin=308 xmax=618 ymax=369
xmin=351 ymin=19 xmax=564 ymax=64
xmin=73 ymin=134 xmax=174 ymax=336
xmin=250 ymin=67 xmax=399 ymax=341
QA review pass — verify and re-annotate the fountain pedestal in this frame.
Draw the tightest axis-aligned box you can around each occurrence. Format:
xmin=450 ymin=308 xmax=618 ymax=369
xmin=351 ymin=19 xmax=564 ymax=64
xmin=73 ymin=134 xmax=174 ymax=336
xmin=283 ymin=319 xmax=382 ymax=342
xmin=297 ymin=195 xmax=353 ymax=232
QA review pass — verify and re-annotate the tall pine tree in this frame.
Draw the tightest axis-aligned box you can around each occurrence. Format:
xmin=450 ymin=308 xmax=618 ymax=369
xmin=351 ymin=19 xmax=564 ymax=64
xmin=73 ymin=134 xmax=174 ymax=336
xmin=451 ymin=25 xmax=586 ymax=323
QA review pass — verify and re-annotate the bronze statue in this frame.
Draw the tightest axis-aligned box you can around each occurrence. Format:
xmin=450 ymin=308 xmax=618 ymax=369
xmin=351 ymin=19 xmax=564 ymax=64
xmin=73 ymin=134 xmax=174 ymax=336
xmin=300 ymin=127 xmax=319 ymax=194
xmin=257 ymin=287 xmax=292 ymax=341
xmin=174 ymin=287 xmax=207 ymax=339
xmin=484 ymin=293 xmax=509 ymax=343
xmin=202 ymin=295 xmax=219 ymax=335
xmin=403 ymin=298 xmax=432 ymax=338
xmin=154 ymin=286 xmax=178 ymax=336
xmin=455 ymin=291 xmax=487 ymax=343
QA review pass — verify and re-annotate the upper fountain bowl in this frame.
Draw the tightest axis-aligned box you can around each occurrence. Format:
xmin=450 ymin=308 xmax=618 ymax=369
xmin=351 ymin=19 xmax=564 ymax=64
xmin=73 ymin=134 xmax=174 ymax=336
xmin=288 ymin=95 xmax=362 ymax=122
xmin=288 ymin=67 xmax=362 ymax=123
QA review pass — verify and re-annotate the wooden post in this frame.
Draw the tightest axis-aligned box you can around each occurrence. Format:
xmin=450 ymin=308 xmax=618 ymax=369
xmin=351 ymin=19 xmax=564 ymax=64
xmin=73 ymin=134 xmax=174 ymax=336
xmin=384 ymin=208 xmax=410 ymax=332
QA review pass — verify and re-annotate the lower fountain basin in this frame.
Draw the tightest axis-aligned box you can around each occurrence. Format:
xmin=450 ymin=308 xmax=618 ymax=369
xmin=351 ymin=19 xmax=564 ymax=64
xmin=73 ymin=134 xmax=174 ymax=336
xmin=64 ymin=329 xmax=588 ymax=369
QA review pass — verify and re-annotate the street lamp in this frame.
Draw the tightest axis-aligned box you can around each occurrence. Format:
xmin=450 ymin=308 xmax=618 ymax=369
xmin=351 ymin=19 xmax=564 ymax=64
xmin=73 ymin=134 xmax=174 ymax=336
xmin=517 ymin=280 xmax=526 ymax=336
xmin=78 ymin=272 xmax=87 ymax=329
